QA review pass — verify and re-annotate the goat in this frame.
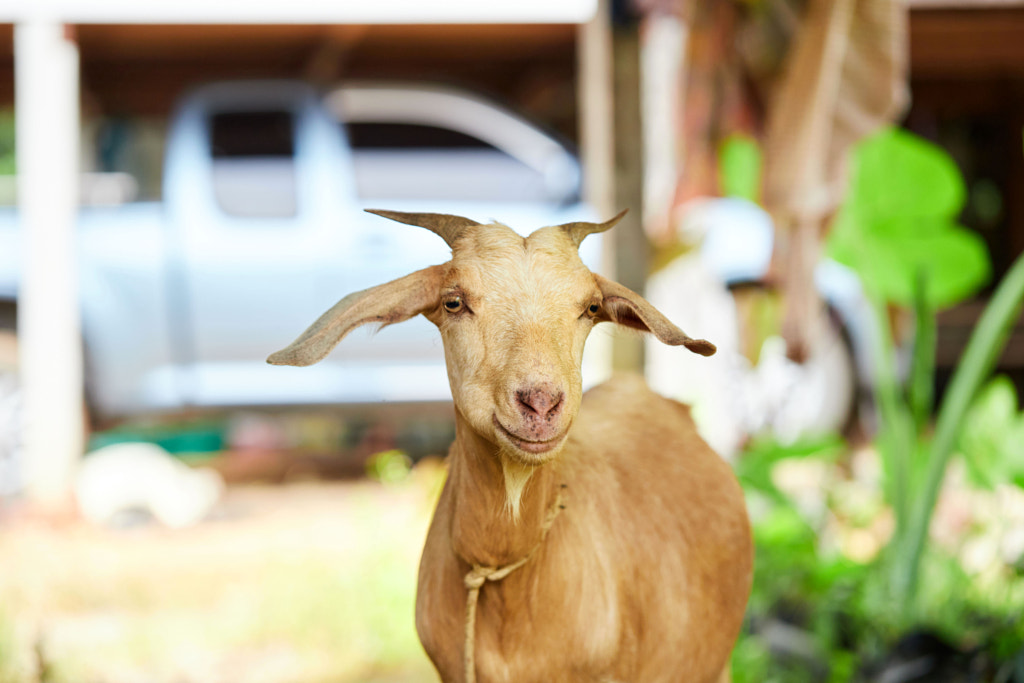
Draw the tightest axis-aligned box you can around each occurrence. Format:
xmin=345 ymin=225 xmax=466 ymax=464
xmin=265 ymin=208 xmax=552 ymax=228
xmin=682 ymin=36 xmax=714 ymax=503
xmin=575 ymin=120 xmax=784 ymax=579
xmin=268 ymin=210 xmax=753 ymax=683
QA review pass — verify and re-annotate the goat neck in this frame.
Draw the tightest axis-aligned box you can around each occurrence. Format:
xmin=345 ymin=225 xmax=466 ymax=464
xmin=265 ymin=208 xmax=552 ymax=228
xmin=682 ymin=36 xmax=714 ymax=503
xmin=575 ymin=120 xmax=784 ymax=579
xmin=447 ymin=408 xmax=563 ymax=569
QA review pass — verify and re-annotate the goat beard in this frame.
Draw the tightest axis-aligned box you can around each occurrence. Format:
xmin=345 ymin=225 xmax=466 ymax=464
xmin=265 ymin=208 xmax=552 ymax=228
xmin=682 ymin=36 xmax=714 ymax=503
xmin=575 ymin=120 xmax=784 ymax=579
xmin=498 ymin=452 xmax=537 ymax=522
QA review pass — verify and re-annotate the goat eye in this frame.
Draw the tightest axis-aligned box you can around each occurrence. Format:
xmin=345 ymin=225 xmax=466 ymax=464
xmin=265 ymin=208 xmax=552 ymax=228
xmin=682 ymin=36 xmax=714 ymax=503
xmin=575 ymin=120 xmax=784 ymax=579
xmin=443 ymin=297 xmax=463 ymax=312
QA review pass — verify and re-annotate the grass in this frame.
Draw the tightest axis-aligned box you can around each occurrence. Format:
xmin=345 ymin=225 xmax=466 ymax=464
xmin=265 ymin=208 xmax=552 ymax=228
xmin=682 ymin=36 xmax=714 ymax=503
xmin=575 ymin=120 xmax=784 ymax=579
xmin=0 ymin=473 xmax=445 ymax=683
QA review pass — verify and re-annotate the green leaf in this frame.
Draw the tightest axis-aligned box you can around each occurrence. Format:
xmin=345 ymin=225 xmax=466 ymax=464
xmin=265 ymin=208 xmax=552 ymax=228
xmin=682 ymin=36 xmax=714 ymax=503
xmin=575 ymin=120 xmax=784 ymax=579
xmin=826 ymin=127 xmax=990 ymax=310
xmin=754 ymin=505 xmax=816 ymax=550
xmin=829 ymin=227 xmax=990 ymax=310
xmin=877 ymin=226 xmax=990 ymax=309
xmin=896 ymin=248 xmax=1024 ymax=603
xmin=862 ymin=295 xmax=915 ymax=532
xmin=909 ymin=272 xmax=936 ymax=432
xmin=738 ymin=435 xmax=844 ymax=504
xmin=958 ymin=376 xmax=1022 ymax=489
xmin=0 ymin=109 xmax=13 ymax=176
xmin=744 ymin=433 xmax=846 ymax=462
xmin=719 ymin=134 xmax=763 ymax=203
xmin=846 ymin=128 xmax=966 ymax=221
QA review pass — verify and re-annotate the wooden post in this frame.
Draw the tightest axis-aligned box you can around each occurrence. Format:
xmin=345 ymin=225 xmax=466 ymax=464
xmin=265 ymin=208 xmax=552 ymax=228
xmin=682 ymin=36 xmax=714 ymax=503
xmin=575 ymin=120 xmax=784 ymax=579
xmin=610 ymin=11 xmax=647 ymax=372
xmin=579 ymin=0 xmax=647 ymax=374
xmin=578 ymin=0 xmax=616 ymax=220
xmin=16 ymin=21 xmax=84 ymax=507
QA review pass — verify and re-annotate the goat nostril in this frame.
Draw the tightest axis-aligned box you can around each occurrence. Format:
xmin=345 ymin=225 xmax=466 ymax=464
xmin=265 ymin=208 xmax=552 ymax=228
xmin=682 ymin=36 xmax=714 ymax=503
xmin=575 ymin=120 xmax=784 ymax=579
xmin=516 ymin=387 xmax=565 ymax=419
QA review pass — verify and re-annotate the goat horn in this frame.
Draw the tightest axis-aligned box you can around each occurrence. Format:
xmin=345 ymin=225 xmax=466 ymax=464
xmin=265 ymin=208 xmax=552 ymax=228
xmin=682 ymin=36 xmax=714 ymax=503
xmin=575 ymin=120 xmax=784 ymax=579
xmin=558 ymin=209 xmax=629 ymax=248
xmin=364 ymin=209 xmax=480 ymax=247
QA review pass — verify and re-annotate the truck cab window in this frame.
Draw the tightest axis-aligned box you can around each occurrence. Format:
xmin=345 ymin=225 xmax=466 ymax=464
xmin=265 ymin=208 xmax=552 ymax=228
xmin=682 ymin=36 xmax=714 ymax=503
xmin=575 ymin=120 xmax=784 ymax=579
xmin=210 ymin=111 xmax=298 ymax=218
xmin=346 ymin=122 xmax=550 ymax=203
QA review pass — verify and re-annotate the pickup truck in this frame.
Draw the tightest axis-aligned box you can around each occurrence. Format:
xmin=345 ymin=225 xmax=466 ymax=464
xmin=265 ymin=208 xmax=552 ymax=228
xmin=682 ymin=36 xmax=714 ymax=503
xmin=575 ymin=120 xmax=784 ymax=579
xmin=0 ymin=80 xmax=601 ymax=420
xmin=0 ymin=79 xmax=873 ymax=498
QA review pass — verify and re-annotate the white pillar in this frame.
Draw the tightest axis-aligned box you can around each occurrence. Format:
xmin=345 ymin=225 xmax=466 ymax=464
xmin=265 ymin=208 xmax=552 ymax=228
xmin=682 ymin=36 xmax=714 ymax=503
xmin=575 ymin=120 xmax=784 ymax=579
xmin=641 ymin=15 xmax=687 ymax=239
xmin=15 ymin=21 xmax=83 ymax=507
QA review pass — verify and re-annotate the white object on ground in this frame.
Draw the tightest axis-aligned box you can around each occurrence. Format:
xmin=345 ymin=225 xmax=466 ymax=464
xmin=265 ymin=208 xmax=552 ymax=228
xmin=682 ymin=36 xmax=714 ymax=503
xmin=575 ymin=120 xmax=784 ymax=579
xmin=75 ymin=442 xmax=223 ymax=528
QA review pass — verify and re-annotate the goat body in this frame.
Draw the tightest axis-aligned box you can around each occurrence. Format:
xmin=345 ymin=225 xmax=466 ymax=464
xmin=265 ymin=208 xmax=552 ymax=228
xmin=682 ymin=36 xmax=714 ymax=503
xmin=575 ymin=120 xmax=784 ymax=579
xmin=269 ymin=211 xmax=753 ymax=683
xmin=418 ymin=375 xmax=751 ymax=683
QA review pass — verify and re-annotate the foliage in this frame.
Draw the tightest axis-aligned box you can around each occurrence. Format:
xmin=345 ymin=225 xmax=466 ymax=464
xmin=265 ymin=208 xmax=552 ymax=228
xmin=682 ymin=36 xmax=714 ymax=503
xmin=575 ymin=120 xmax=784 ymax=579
xmin=734 ymin=436 xmax=875 ymax=680
xmin=727 ymin=126 xmax=1024 ymax=677
xmin=824 ymin=127 xmax=1024 ymax=621
xmin=365 ymin=449 xmax=413 ymax=484
xmin=827 ymin=128 xmax=990 ymax=310
xmin=0 ymin=110 xmax=13 ymax=176
xmin=734 ymin=436 xmax=1024 ymax=681
xmin=958 ymin=376 xmax=1024 ymax=490
xmin=719 ymin=134 xmax=763 ymax=204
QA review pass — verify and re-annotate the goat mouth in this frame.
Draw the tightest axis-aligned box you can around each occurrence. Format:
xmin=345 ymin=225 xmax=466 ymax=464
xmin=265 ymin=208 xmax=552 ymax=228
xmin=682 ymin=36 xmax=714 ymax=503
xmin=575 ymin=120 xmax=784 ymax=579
xmin=492 ymin=416 xmax=567 ymax=455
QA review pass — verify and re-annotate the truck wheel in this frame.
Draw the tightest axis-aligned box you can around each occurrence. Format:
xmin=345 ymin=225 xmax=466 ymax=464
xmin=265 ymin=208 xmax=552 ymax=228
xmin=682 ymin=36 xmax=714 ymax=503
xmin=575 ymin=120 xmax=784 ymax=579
xmin=729 ymin=282 xmax=860 ymax=442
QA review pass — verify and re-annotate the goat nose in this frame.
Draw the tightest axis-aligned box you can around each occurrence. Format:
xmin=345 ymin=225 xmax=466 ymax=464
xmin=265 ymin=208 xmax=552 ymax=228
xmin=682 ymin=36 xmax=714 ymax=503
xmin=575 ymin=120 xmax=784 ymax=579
xmin=516 ymin=385 xmax=564 ymax=419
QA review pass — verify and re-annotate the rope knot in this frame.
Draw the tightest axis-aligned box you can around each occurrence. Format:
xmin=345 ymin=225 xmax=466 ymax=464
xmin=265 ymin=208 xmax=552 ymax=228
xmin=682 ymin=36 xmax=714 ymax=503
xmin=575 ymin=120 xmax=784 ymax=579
xmin=464 ymin=566 xmax=494 ymax=590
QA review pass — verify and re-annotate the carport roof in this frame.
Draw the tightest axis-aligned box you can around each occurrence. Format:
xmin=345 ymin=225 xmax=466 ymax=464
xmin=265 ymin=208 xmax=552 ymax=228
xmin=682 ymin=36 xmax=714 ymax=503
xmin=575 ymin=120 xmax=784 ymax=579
xmin=2 ymin=0 xmax=596 ymax=24
xmin=0 ymin=23 xmax=580 ymax=120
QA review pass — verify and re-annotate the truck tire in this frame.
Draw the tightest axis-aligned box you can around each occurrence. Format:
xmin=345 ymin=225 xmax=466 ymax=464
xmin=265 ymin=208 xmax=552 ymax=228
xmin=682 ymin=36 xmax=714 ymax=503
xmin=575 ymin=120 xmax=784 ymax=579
xmin=729 ymin=282 xmax=860 ymax=442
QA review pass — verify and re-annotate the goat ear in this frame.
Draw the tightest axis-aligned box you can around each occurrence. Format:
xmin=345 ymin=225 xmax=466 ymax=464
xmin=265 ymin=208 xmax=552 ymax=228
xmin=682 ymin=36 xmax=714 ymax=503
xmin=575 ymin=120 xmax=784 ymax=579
xmin=267 ymin=266 xmax=443 ymax=367
xmin=593 ymin=273 xmax=716 ymax=356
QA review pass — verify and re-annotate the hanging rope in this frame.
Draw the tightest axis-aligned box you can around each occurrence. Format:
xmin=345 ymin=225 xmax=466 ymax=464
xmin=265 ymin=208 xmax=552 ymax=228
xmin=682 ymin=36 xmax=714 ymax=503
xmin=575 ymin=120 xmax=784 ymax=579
xmin=462 ymin=487 xmax=565 ymax=683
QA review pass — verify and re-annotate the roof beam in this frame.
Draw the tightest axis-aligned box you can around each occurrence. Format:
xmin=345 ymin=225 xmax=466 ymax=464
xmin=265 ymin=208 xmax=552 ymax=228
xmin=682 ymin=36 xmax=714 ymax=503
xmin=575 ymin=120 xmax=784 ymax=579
xmin=3 ymin=0 xmax=597 ymax=25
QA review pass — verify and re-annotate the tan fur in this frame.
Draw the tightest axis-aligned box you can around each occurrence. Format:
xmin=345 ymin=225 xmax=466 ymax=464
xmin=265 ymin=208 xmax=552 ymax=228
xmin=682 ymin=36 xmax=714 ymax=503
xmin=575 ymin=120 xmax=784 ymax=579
xmin=419 ymin=379 xmax=752 ymax=683
xmin=269 ymin=214 xmax=753 ymax=683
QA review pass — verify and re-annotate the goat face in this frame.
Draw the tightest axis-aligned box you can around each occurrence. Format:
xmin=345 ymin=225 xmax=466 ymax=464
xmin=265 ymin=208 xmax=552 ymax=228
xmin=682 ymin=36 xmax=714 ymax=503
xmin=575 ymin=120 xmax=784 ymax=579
xmin=425 ymin=223 xmax=601 ymax=465
xmin=267 ymin=211 xmax=715 ymax=467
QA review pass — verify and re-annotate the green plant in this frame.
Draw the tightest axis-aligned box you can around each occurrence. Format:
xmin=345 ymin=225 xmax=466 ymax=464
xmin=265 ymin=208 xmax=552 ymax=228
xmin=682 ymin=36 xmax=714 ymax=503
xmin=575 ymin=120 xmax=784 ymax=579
xmin=826 ymin=127 xmax=1024 ymax=621
xmin=365 ymin=449 xmax=413 ymax=484
xmin=736 ymin=433 xmax=1024 ymax=678
xmin=719 ymin=133 xmax=762 ymax=203
xmin=958 ymin=375 xmax=1024 ymax=490
xmin=0 ymin=110 xmax=13 ymax=176
xmin=734 ymin=436 xmax=878 ymax=679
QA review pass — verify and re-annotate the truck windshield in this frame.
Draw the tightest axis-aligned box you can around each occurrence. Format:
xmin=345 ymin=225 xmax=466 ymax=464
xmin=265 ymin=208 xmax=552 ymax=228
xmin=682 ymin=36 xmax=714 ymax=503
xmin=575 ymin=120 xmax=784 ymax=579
xmin=210 ymin=110 xmax=297 ymax=219
xmin=346 ymin=121 xmax=553 ymax=203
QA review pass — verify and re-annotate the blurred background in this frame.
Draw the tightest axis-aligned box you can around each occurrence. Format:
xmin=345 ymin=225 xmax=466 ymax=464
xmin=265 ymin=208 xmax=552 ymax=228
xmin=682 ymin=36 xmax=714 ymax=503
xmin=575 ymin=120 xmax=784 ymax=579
xmin=1 ymin=0 xmax=1024 ymax=681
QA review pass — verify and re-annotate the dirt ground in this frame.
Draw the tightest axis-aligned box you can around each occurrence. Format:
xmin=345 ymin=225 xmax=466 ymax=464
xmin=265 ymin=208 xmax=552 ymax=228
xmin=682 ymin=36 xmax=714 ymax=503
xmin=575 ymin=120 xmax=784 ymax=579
xmin=0 ymin=476 xmax=444 ymax=683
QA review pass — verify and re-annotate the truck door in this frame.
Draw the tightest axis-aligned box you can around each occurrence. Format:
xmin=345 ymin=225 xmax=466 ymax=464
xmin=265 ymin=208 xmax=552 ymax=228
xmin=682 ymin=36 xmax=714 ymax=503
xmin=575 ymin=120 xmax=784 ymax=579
xmin=166 ymin=82 xmax=361 ymax=407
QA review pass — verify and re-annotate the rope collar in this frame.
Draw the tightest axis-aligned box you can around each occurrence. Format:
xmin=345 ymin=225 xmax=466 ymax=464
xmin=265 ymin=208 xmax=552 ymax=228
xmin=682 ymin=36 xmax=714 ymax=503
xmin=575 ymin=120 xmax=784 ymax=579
xmin=462 ymin=486 xmax=565 ymax=683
